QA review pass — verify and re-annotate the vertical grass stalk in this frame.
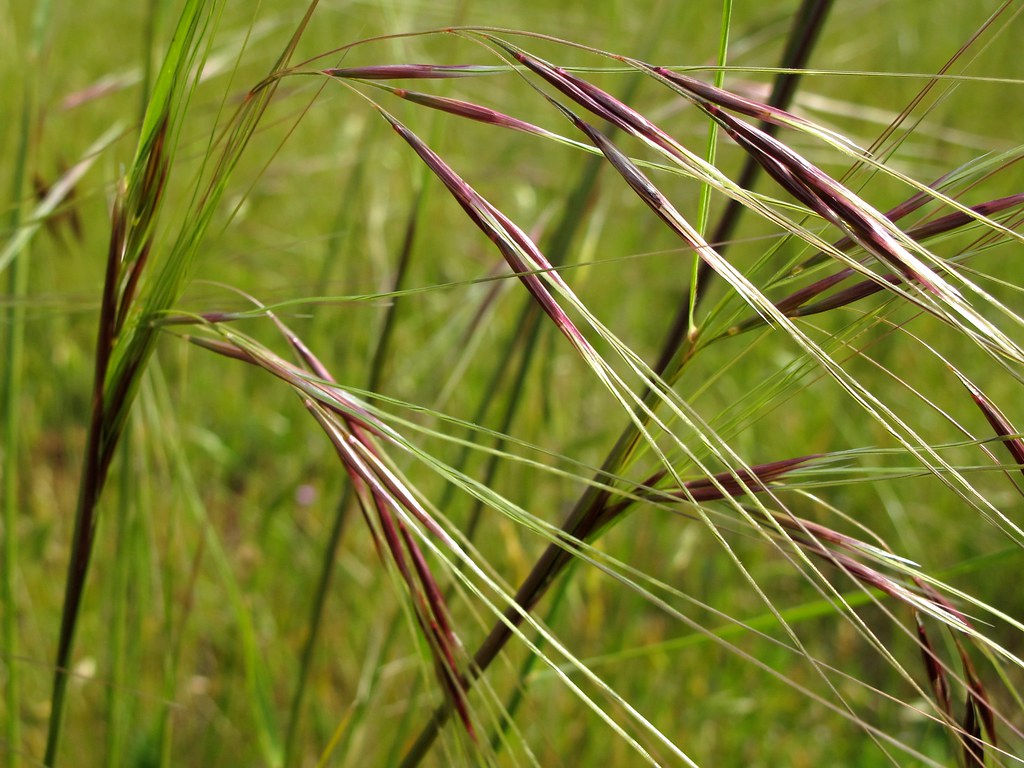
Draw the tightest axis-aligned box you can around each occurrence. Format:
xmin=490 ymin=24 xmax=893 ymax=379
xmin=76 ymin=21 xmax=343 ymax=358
xmin=689 ymin=0 xmax=733 ymax=335
xmin=656 ymin=0 xmax=834 ymax=375
xmin=44 ymin=1 xmax=322 ymax=761
xmin=43 ymin=2 xmax=215 ymax=762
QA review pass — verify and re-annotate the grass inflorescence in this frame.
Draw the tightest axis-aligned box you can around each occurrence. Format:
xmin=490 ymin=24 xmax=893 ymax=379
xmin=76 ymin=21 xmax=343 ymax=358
xmin=3 ymin=1 xmax=1024 ymax=766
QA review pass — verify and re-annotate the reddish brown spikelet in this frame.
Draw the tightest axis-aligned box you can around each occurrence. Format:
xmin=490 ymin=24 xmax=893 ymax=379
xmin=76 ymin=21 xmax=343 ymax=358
xmin=646 ymin=64 xmax=799 ymax=126
xmin=791 ymin=525 xmax=994 ymax=762
xmin=643 ymin=62 xmax=1004 ymax=305
xmin=188 ymin=335 xmax=259 ymax=364
xmin=769 ymin=514 xmax=872 ymax=558
xmin=400 ymin=524 xmax=475 ymax=738
xmin=748 ymin=192 xmax=1024 ymax=328
xmin=599 ymin=455 xmax=818 ymax=534
xmin=566 ymin=113 xmax=663 ymax=209
xmin=779 ymin=531 xmax=971 ymax=630
xmin=814 ymin=548 xmax=930 ymax=612
xmin=499 ymin=46 xmax=607 ymax=116
xmin=957 ymin=644 xmax=998 ymax=755
xmin=905 ymin=192 xmax=1024 ymax=242
xmin=552 ymin=107 xmax=720 ymax=271
xmin=380 ymin=109 xmax=591 ymax=353
xmin=323 ymin=64 xmax=483 ymax=80
xmin=639 ymin=66 xmax=1019 ymax=289
xmin=704 ymin=103 xmax=840 ymax=219
xmin=703 ymin=102 xmax=945 ymax=295
xmin=959 ymin=374 xmax=1024 ymax=475
xmin=391 ymin=88 xmax=551 ymax=136
xmin=753 ymin=179 xmax=962 ymax=318
xmin=774 ymin=270 xmax=856 ymax=316
xmin=962 ymin=693 xmax=985 ymax=768
xmin=195 ymin=325 xmax=476 ymax=739
xmin=490 ymin=40 xmax=681 ymax=159
xmin=912 ymin=579 xmax=972 ymax=632
xmin=789 ymin=274 xmax=902 ymax=317
xmin=677 ymin=455 xmax=820 ymax=502
xmin=789 ymin=185 xmax=1020 ymax=278
xmin=563 ymin=104 xmax=904 ymax=330
xmin=282 ymin=336 xmax=472 ymax=735
xmin=916 ymin=615 xmax=953 ymax=719
xmin=311 ymin=402 xmax=475 ymax=739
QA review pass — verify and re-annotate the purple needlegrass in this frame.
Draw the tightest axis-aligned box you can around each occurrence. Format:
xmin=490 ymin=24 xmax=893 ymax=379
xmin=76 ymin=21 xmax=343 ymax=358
xmin=638 ymin=0 xmax=836 ymax=372
xmin=489 ymin=41 xmax=964 ymax=340
xmin=25 ymin=5 xmax=1024 ymax=766
xmin=189 ymin=315 xmax=477 ymax=740
xmin=956 ymin=371 xmax=1024 ymax=478
xmin=283 ymin=168 xmax=430 ymax=768
xmin=715 ymin=191 xmax=1024 ymax=337
xmin=322 ymin=64 xmax=495 ymax=80
xmin=363 ymin=34 xmax=1024 ymax=765
xmin=358 ymin=63 xmax=1004 ymax=764
xmin=376 ymin=108 xmax=597 ymax=361
xmin=43 ymin=3 xmax=323 ymax=764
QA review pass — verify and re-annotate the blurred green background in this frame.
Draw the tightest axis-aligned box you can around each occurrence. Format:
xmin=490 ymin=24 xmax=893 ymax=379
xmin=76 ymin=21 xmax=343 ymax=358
xmin=3 ymin=0 xmax=1023 ymax=765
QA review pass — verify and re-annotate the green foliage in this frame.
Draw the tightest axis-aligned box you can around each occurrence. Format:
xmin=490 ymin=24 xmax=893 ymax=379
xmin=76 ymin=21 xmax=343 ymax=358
xmin=2 ymin=1 xmax=1023 ymax=766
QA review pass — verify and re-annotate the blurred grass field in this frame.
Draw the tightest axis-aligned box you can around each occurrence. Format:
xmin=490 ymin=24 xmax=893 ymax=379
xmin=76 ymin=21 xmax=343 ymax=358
xmin=3 ymin=1 xmax=1024 ymax=766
